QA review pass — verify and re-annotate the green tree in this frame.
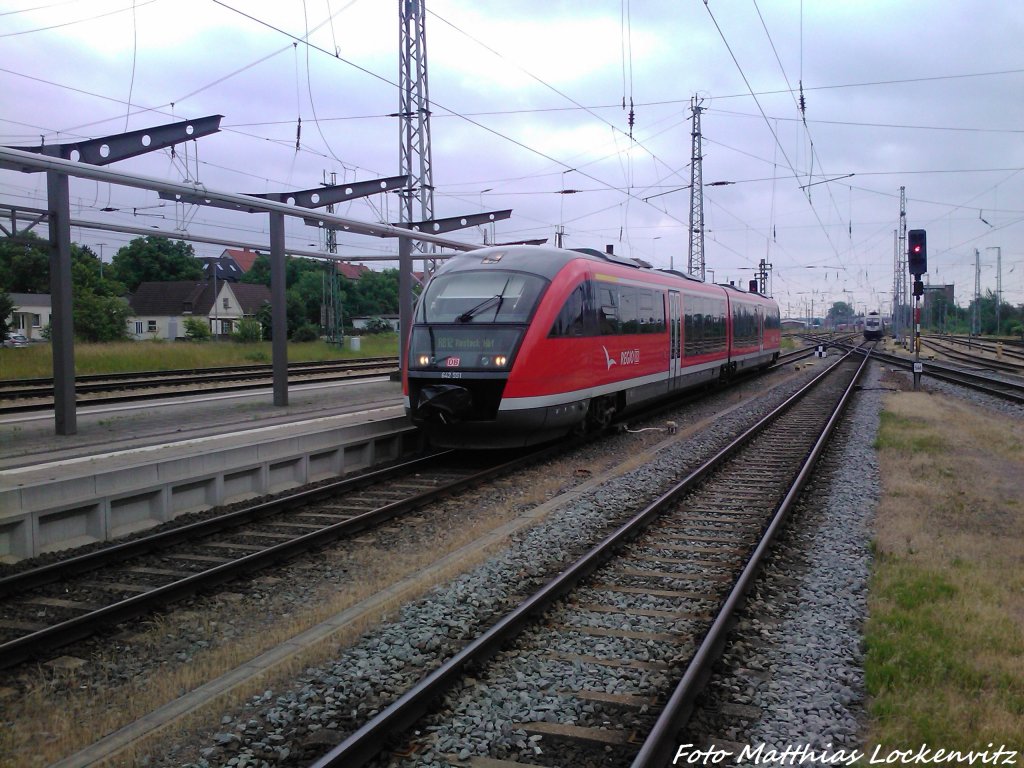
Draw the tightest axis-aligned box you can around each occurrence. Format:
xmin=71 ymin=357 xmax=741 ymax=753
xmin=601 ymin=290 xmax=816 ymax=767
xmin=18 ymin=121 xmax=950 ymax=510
xmin=0 ymin=231 xmax=49 ymax=293
xmin=73 ymin=292 xmax=132 ymax=342
xmin=108 ymin=236 xmax=203 ymax=292
xmin=0 ymin=291 xmax=14 ymax=338
xmin=827 ymin=301 xmax=855 ymax=326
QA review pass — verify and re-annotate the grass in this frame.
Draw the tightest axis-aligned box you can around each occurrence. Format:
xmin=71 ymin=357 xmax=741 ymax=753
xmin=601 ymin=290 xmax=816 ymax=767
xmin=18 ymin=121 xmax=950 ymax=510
xmin=863 ymin=390 xmax=1024 ymax=751
xmin=0 ymin=335 xmax=400 ymax=380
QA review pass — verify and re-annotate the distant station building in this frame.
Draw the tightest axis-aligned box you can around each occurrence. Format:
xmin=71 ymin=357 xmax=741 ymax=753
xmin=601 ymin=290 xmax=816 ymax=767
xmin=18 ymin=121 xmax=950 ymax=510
xmin=923 ymin=284 xmax=955 ymax=329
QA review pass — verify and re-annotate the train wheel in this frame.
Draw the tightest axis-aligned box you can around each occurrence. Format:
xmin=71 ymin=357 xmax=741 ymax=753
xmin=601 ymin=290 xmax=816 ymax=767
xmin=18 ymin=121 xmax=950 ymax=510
xmin=585 ymin=395 xmax=616 ymax=431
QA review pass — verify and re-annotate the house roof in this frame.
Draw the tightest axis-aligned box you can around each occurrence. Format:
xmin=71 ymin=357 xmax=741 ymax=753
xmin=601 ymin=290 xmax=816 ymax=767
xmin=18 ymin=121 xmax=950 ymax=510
xmin=129 ymin=281 xmax=270 ymax=316
xmin=200 ymin=256 xmax=245 ymax=282
xmin=220 ymin=248 xmax=261 ymax=273
xmin=9 ymin=293 xmax=52 ymax=308
xmin=336 ymin=262 xmax=370 ymax=280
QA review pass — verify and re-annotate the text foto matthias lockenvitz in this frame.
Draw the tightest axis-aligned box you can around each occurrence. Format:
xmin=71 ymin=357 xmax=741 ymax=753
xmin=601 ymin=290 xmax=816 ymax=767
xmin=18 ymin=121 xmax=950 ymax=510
xmin=674 ymin=743 xmax=1020 ymax=765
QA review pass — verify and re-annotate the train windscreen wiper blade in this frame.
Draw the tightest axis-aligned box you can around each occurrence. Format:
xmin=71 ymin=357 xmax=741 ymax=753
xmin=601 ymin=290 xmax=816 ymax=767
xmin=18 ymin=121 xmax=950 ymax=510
xmin=456 ymin=292 xmax=504 ymax=322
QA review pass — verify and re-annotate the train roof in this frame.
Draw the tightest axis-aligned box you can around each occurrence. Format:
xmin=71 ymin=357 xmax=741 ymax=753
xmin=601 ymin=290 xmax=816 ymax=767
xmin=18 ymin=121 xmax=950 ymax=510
xmin=437 ymin=244 xmax=776 ymax=304
xmin=439 ymin=244 xmax=706 ymax=283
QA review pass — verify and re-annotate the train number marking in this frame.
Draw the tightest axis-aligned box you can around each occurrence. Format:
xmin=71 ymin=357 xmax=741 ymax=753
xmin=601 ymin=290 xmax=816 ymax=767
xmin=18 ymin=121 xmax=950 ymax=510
xmin=441 ymin=371 xmax=463 ymax=379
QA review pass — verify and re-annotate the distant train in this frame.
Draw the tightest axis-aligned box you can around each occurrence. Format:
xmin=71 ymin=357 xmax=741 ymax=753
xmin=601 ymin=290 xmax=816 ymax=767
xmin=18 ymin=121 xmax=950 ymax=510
xmin=403 ymin=244 xmax=781 ymax=448
xmin=863 ymin=311 xmax=884 ymax=341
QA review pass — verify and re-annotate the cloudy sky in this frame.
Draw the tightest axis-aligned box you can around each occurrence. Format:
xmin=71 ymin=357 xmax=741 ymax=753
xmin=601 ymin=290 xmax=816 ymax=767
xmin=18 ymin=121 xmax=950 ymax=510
xmin=2 ymin=0 xmax=1022 ymax=317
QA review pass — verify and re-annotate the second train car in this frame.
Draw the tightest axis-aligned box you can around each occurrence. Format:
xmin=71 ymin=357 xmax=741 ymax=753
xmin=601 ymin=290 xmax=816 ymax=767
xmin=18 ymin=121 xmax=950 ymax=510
xmin=404 ymin=244 xmax=781 ymax=448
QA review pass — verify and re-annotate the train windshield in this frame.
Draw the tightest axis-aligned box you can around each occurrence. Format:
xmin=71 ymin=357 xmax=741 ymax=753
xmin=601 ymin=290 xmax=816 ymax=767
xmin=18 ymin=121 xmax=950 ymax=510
xmin=417 ymin=270 xmax=547 ymax=324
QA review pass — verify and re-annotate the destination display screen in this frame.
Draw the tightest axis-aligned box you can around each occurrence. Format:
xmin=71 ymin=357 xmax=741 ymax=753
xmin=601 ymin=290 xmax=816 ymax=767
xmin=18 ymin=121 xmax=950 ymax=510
xmin=409 ymin=326 xmax=523 ymax=370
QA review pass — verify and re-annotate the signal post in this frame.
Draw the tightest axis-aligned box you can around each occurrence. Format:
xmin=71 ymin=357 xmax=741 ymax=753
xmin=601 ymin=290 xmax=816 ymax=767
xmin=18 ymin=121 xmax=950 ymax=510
xmin=908 ymin=229 xmax=927 ymax=389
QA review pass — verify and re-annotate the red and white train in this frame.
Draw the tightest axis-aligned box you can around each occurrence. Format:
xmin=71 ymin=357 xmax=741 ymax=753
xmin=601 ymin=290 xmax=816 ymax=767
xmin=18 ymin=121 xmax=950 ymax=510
xmin=403 ymin=244 xmax=781 ymax=448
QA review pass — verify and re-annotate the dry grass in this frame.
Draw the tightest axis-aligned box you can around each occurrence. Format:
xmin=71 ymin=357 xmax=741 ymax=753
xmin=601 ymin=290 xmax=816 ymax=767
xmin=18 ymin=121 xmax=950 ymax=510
xmin=863 ymin=390 xmax=1024 ymax=751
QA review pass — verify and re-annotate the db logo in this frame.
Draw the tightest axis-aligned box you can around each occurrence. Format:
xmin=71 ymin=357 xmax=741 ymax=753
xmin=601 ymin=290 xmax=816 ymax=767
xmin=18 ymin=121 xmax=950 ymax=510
xmin=446 ymin=356 xmax=461 ymax=367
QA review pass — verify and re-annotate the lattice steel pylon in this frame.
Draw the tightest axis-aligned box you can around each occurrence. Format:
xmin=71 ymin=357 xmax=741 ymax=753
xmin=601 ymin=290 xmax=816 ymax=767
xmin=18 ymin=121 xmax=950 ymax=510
xmin=688 ymin=96 xmax=705 ymax=280
xmin=399 ymin=0 xmax=435 ymax=270
xmin=893 ymin=186 xmax=908 ymax=340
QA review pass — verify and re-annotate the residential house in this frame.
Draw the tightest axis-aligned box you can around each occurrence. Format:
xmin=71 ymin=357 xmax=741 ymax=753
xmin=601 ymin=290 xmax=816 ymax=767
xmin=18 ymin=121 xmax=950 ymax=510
xmin=199 ymin=254 xmax=245 ymax=282
xmin=219 ymin=247 xmax=261 ymax=274
xmin=127 ymin=279 xmax=271 ymax=340
xmin=5 ymin=293 xmax=52 ymax=340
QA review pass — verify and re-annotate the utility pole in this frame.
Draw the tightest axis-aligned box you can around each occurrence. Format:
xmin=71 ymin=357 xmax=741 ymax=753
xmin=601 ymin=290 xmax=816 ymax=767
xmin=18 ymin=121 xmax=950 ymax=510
xmin=973 ymin=248 xmax=981 ymax=341
xmin=322 ymin=170 xmax=343 ymax=345
xmin=756 ymin=258 xmax=772 ymax=296
xmin=399 ymin=0 xmax=435 ymax=263
xmin=688 ymin=96 xmax=705 ymax=280
xmin=894 ymin=187 xmax=908 ymax=342
xmin=398 ymin=0 xmax=435 ymax=369
xmin=992 ymin=246 xmax=1002 ymax=335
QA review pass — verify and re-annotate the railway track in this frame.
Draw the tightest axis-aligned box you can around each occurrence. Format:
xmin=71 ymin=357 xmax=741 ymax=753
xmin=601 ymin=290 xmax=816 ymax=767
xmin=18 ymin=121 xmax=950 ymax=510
xmin=306 ymin=347 xmax=870 ymax=767
xmin=919 ymin=336 xmax=1024 ymax=375
xmin=0 ymin=448 xmax=553 ymax=669
xmin=847 ymin=343 xmax=1024 ymax=404
xmin=0 ymin=356 xmax=398 ymax=413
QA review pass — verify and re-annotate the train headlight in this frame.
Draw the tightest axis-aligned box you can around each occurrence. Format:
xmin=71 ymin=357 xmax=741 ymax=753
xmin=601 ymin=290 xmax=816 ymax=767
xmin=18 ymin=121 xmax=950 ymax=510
xmin=494 ymin=355 xmax=508 ymax=367
xmin=417 ymin=355 xmax=431 ymax=366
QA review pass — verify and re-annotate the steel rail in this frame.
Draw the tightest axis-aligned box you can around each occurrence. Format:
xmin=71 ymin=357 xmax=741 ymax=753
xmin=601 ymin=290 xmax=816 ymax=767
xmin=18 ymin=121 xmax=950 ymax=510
xmin=0 ymin=357 xmax=396 ymax=392
xmin=630 ymin=349 xmax=871 ymax=767
xmin=0 ymin=446 xmax=570 ymax=669
xmin=843 ymin=343 xmax=1024 ymax=404
xmin=919 ymin=338 xmax=1024 ymax=374
xmin=308 ymin=352 xmax=856 ymax=768
xmin=0 ymin=452 xmax=447 ymax=598
xmin=0 ymin=368 xmax=396 ymax=414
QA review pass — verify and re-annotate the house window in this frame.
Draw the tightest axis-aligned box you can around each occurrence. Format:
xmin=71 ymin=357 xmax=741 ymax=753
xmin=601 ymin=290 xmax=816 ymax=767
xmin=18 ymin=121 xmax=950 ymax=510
xmin=223 ymin=297 xmax=230 ymax=310
xmin=147 ymin=320 xmax=157 ymax=332
xmin=135 ymin=321 xmax=144 ymax=335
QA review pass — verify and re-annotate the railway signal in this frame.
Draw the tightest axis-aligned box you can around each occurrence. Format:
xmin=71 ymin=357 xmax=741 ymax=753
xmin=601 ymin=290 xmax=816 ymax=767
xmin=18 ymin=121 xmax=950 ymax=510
xmin=907 ymin=228 xmax=927 ymax=390
xmin=908 ymin=229 xmax=927 ymax=275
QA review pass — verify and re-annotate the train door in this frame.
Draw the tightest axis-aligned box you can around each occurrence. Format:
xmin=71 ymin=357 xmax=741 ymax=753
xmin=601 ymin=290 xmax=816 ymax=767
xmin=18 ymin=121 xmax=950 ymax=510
xmin=668 ymin=290 xmax=682 ymax=388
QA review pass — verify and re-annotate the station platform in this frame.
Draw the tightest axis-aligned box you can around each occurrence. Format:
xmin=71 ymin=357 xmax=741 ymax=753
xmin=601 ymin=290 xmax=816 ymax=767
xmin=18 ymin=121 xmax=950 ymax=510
xmin=0 ymin=377 xmax=416 ymax=563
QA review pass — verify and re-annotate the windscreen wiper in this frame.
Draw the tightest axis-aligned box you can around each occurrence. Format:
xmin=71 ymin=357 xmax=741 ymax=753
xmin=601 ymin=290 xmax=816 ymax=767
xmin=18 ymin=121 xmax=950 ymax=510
xmin=456 ymin=293 xmax=502 ymax=322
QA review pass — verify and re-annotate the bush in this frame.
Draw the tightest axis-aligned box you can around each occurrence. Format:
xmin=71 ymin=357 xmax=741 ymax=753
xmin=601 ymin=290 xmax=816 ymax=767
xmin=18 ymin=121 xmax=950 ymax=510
xmin=363 ymin=316 xmax=394 ymax=334
xmin=233 ymin=317 xmax=263 ymax=343
xmin=183 ymin=317 xmax=211 ymax=341
xmin=291 ymin=324 xmax=319 ymax=342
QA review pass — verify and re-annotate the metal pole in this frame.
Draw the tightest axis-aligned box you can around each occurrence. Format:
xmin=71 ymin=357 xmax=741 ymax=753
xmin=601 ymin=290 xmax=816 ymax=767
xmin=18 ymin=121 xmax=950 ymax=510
xmin=913 ymin=296 xmax=922 ymax=390
xmin=46 ymin=170 xmax=76 ymax=435
xmin=270 ymin=212 xmax=288 ymax=406
xmin=398 ymin=235 xmax=414 ymax=378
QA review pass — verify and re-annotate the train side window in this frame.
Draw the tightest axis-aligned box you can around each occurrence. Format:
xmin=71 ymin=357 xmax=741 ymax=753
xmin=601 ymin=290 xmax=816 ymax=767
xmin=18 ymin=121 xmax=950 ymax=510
xmin=620 ymin=287 xmax=639 ymax=334
xmin=550 ymin=283 xmax=587 ymax=337
xmin=638 ymin=289 xmax=659 ymax=333
xmin=653 ymin=291 xmax=666 ymax=332
xmin=598 ymin=285 xmax=620 ymax=335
